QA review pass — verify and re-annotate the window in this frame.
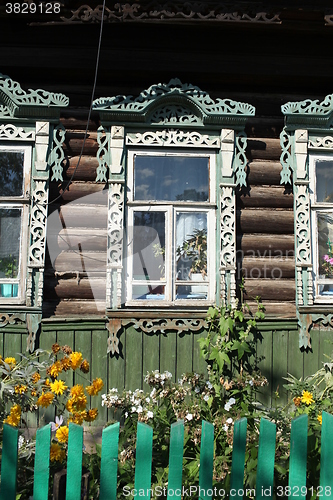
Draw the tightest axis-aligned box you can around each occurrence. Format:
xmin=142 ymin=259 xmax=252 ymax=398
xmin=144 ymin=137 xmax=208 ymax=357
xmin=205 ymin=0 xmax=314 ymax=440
xmin=0 ymin=146 xmax=31 ymax=302
xmin=310 ymin=154 xmax=333 ymax=301
xmin=126 ymin=151 xmax=216 ymax=305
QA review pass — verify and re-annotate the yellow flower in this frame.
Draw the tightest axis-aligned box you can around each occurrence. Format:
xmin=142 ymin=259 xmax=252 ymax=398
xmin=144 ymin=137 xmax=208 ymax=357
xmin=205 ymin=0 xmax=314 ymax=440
xmin=4 ymin=357 xmax=16 ymax=368
xmin=70 ymin=384 xmax=85 ymax=400
xmin=66 ymin=395 xmax=87 ymax=412
xmin=51 ymin=343 xmax=61 ymax=354
xmin=48 ymin=360 xmax=63 ymax=378
xmin=56 ymin=425 xmax=69 ymax=443
xmin=317 ymin=414 xmax=323 ymax=425
xmin=37 ymin=392 xmax=54 ymax=408
xmin=86 ymin=378 xmax=104 ymax=396
xmin=4 ymin=404 xmax=21 ymax=427
xmin=70 ymin=352 xmax=83 ymax=370
xmin=50 ymin=443 xmax=66 ymax=462
xmin=61 ymin=356 xmax=71 ymax=372
xmin=293 ymin=396 xmax=301 ymax=407
xmin=84 ymin=408 xmax=98 ymax=422
xmin=80 ymin=360 xmax=90 ymax=374
xmin=69 ymin=411 xmax=87 ymax=425
xmin=32 ymin=372 xmax=41 ymax=384
xmin=14 ymin=385 xmax=27 ymax=394
xmin=50 ymin=379 xmax=68 ymax=396
xmin=301 ymin=390 xmax=314 ymax=405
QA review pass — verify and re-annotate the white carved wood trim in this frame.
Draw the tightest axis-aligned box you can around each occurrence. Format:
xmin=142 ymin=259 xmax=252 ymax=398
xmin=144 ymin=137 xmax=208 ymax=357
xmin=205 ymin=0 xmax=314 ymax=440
xmin=295 ymin=129 xmax=308 ymax=180
xmin=221 ymin=128 xmax=234 ymax=177
xmin=35 ymin=121 xmax=50 ymax=172
xmin=110 ymin=126 xmax=124 ymax=175
xmin=295 ymin=183 xmax=311 ymax=266
xmin=125 ymin=129 xmax=220 ymax=148
xmin=107 ymin=182 xmax=124 ymax=308
xmin=308 ymin=136 xmax=333 ymax=149
xmin=0 ymin=123 xmax=35 ymax=141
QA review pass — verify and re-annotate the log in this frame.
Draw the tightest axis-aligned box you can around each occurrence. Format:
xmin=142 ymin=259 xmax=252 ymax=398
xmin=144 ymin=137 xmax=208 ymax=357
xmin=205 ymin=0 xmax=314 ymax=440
xmin=43 ymin=300 xmax=106 ymax=317
xmin=237 ymin=186 xmax=293 ymax=208
xmin=45 ymin=278 xmax=107 ymax=300
xmin=54 ymin=251 xmax=107 ymax=273
xmin=238 ymin=234 xmax=294 ymax=256
xmin=57 ymin=228 xmax=107 ymax=251
xmin=246 ymin=301 xmax=296 ymax=318
xmin=243 ymin=278 xmax=295 ymax=301
xmin=246 ymin=138 xmax=281 ymax=161
xmin=246 ymin=161 xmax=283 ymax=186
xmin=50 ymin=182 xmax=107 ymax=204
xmin=238 ymin=209 xmax=294 ymax=234
xmin=245 ymin=117 xmax=283 ymax=139
xmin=241 ymin=256 xmax=295 ymax=279
xmin=63 ymin=132 xmax=98 ymax=156
xmin=60 ymin=113 xmax=100 ymax=131
xmin=64 ymin=156 xmax=99 ymax=182
xmin=58 ymin=205 xmax=107 ymax=228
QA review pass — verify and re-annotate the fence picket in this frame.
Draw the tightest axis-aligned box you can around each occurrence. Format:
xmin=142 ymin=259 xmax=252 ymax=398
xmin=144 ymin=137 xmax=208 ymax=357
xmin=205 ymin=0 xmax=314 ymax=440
xmin=0 ymin=424 xmax=18 ymax=500
xmin=198 ymin=420 xmax=214 ymax=500
xmin=230 ymin=417 xmax=248 ymax=500
xmin=167 ymin=420 xmax=185 ymax=500
xmin=33 ymin=423 xmax=51 ymax=500
xmin=134 ymin=422 xmax=153 ymax=499
xmin=289 ymin=414 xmax=307 ymax=498
xmin=100 ymin=421 xmax=120 ymax=500
xmin=320 ymin=411 xmax=333 ymax=498
xmin=255 ymin=418 xmax=276 ymax=500
xmin=66 ymin=423 xmax=84 ymax=500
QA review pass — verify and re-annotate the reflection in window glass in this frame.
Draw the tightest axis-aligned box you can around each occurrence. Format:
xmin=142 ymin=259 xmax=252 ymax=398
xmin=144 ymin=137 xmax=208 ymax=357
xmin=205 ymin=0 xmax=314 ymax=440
xmin=316 ymin=160 xmax=333 ymax=203
xmin=176 ymin=212 xmax=207 ymax=282
xmin=133 ymin=211 xmax=165 ymax=281
xmin=0 ymin=208 xmax=21 ymax=298
xmin=317 ymin=212 xmax=333 ymax=297
xmin=134 ymin=155 xmax=209 ymax=201
xmin=0 ymin=152 xmax=24 ymax=197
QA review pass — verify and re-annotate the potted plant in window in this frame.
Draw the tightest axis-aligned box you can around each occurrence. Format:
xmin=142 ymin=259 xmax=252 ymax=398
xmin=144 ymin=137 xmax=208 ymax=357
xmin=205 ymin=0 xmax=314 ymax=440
xmin=0 ymin=255 xmax=18 ymax=297
xmin=176 ymin=228 xmax=207 ymax=281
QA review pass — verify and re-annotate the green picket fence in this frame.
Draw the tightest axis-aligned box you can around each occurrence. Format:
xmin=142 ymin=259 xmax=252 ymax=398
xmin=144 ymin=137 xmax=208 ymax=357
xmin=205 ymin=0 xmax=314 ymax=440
xmin=1 ymin=412 xmax=333 ymax=500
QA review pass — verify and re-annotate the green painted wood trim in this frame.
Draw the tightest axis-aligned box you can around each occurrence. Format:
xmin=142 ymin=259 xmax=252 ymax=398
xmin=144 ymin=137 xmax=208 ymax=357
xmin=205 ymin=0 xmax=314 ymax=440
xmin=66 ymin=423 xmax=83 ymax=500
xmin=167 ymin=420 xmax=185 ymax=500
xmin=100 ymin=422 xmax=120 ymax=500
xmin=134 ymin=422 xmax=153 ymax=499
xmin=198 ymin=420 xmax=214 ymax=500
xmin=33 ymin=423 xmax=51 ymax=500
xmin=0 ymin=424 xmax=18 ymax=500
xmin=256 ymin=419 xmax=276 ymax=500
xmin=41 ymin=320 xmax=106 ymax=332
xmin=289 ymin=414 xmax=308 ymax=497
xmin=320 ymin=412 xmax=333 ymax=496
xmin=230 ymin=418 xmax=247 ymax=499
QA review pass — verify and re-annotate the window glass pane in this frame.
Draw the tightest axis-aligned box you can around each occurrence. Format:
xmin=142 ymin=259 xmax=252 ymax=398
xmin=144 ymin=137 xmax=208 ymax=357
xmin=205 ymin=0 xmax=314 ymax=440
xmin=0 ymin=152 xmax=24 ymax=197
xmin=133 ymin=211 xmax=165 ymax=281
xmin=132 ymin=284 xmax=165 ymax=300
xmin=318 ymin=212 xmax=333 ymax=296
xmin=176 ymin=284 xmax=208 ymax=300
xmin=316 ymin=160 xmax=333 ymax=203
xmin=0 ymin=208 xmax=21 ymax=298
xmin=134 ymin=155 xmax=209 ymax=201
xmin=175 ymin=212 xmax=207 ymax=282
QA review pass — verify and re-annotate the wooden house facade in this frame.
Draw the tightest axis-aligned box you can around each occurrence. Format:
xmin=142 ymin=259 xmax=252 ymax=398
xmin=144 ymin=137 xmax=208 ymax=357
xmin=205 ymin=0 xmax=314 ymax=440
xmin=1 ymin=1 xmax=333 ymax=419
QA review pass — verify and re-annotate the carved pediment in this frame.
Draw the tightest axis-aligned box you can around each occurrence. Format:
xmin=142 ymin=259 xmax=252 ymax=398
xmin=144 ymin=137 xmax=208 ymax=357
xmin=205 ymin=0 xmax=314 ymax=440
xmin=0 ymin=73 xmax=69 ymax=119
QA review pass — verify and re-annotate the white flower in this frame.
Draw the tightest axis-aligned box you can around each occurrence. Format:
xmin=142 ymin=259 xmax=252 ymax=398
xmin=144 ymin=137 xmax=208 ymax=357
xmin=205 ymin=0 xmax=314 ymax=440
xmin=165 ymin=371 xmax=172 ymax=379
xmin=147 ymin=411 xmax=154 ymax=419
xmin=51 ymin=416 xmax=63 ymax=432
xmin=137 ymin=405 xmax=143 ymax=413
xmin=195 ymin=387 xmax=200 ymax=393
xmin=206 ymin=381 xmax=213 ymax=389
xmin=131 ymin=406 xmax=137 ymax=413
xmin=18 ymin=435 xmax=25 ymax=449
xmin=145 ymin=397 xmax=150 ymax=403
xmin=226 ymin=417 xmax=233 ymax=424
xmin=249 ymin=380 xmax=254 ymax=386
xmin=150 ymin=388 xmax=156 ymax=398
xmin=203 ymin=394 xmax=209 ymax=402
xmin=224 ymin=397 xmax=236 ymax=411
xmin=186 ymin=413 xmax=193 ymax=421
xmin=223 ymin=424 xmax=229 ymax=432
xmin=125 ymin=412 xmax=128 ymax=418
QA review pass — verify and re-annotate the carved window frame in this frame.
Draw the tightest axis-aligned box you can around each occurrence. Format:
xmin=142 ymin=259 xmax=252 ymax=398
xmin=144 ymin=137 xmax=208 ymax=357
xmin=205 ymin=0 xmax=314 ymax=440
xmin=0 ymin=73 xmax=68 ymax=349
xmin=281 ymin=94 xmax=333 ymax=347
xmin=92 ymin=78 xmax=255 ymax=312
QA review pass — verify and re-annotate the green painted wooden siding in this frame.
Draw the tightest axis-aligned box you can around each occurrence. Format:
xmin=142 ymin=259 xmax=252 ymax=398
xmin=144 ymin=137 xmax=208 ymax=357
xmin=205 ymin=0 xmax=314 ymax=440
xmin=0 ymin=320 xmax=332 ymax=424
